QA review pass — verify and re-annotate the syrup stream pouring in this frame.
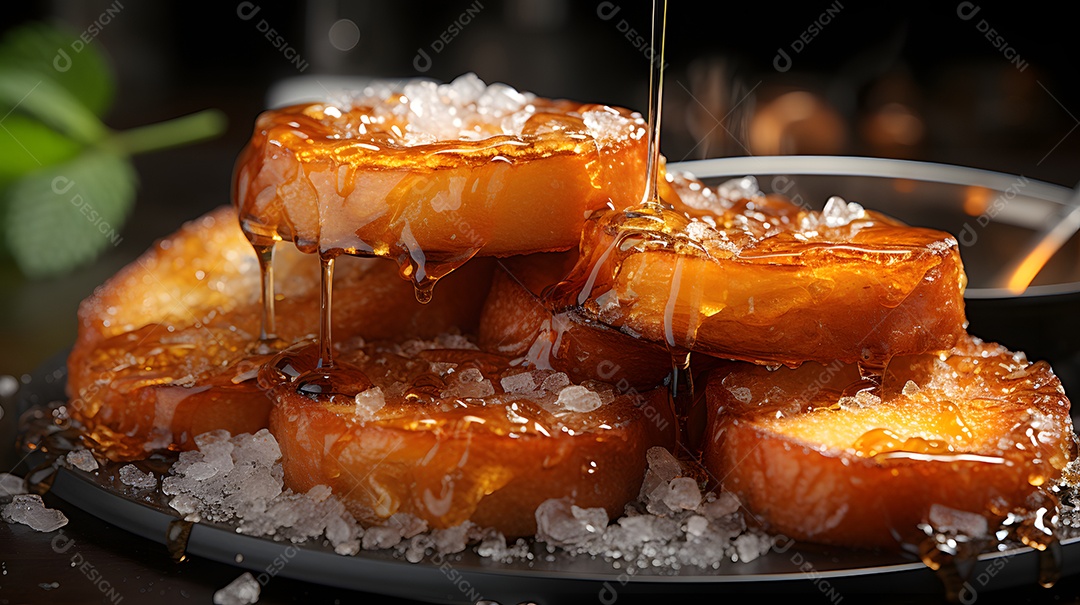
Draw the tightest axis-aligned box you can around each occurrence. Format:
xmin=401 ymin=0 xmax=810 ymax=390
xmin=641 ymin=0 xmax=667 ymax=209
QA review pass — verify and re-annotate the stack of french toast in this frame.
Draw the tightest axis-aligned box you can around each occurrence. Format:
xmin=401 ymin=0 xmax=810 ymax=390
xmin=66 ymin=74 xmax=1076 ymax=552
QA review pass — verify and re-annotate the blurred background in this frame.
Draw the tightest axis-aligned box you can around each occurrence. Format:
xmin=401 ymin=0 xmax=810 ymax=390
xmin=1 ymin=1 xmax=1079 ymax=603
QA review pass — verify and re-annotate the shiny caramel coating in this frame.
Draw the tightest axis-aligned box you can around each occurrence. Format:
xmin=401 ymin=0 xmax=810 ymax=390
xmin=703 ymin=336 xmax=1076 ymax=549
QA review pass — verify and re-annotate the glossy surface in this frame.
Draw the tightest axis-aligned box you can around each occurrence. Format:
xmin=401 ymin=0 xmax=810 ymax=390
xmin=548 ymin=173 xmax=969 ymax=366
xmin=66 ymin=207 xmax=493 ymax=459
xmin=267 ymin=334 xmax=675 ymax=537
xmin=478 ymin=253 xmax=673 ymax=391
xmin=64 ymin=204 xmax=676 ymax=537
xmin=703 ymin=335 xmax=1077 ymax=549
xmin=232 ymin=74 xmax=649 ymax=296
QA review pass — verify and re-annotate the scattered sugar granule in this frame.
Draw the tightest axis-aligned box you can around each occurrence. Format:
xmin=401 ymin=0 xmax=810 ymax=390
xmin=2 ymin=494 xmax=68 ymax=532
xmin=213 ymin=572 xmax=260 ymax=605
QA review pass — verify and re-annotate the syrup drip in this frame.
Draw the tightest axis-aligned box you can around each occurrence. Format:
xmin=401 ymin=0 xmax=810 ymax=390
xmin=231 ymin=75 xmax=648 ymax=398
xmin=253 ymin=242 xmax=277 ymax=341
xmin=919 ymin=542 xmax=967 ymax=602
xmin=317 ymin=252 xmax=336 ymax=370
xmin=166 ymin=519 xmax=194 ymax=563
xmin=1039 ymin=539 xmax=1063 ymax=588
xmin=543 ymin=0 xmax=725 ymax=379
xmin=668 ymin=350 xmax=694 ymax=451
xmin=261 ymin=341 xmax=373 ymax=401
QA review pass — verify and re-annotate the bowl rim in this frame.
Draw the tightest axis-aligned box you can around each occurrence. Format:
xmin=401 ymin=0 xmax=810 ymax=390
xmin=669 ymin=155 xmax=1079 ymax=301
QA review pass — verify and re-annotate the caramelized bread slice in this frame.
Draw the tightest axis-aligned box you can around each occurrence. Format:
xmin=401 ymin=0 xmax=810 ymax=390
xmin=702 ymin=336 xmax=1076 ymax=549
xmin=477 ymin=253 xmax=673 ymax=391
xmin=67 ymin=206 xmax=492 ymax=459
xmin=267 ymin=335 xmax=676 ymax=537
xmin=553 ymin=174 xmax=968 ymax=367
xmin=233 ymin=74 xmax=648 ymax=292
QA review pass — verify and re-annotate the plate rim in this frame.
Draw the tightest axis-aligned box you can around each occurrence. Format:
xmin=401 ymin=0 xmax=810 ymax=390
xmin=14 ymin=349 xmax=1078 ymax=602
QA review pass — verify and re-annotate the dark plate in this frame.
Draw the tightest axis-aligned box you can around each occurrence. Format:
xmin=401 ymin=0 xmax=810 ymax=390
xmin=13 ymin=350 xmax=1080 ymax=605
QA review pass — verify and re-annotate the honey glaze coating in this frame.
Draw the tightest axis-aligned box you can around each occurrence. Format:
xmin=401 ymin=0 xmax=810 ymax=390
xmin=232 ymin=73 xmax=649 ymax=294
xmin=66 ymin=206 xmax=493 ymax=460
xmin=702 ymin=335 xmax=1077 ymax=549
xmin=267 ymin=333 xmax=676 ymax=537
xmin=547 ymin=172 xmax=969 ymax=367
xmin=477 ymin=253 xmax=674 ymax=391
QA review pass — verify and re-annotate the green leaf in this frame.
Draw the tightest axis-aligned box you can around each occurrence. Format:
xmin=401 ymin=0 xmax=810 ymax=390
xmin=0 ymin=113 xmax=83 ymax=189
xmin=2 ymin=151 xmax=136 ymax=278
xmin=0 ymin=21 xmax=113 ymax=116
xmin=0 ymin=67 xmax=107 ymax=145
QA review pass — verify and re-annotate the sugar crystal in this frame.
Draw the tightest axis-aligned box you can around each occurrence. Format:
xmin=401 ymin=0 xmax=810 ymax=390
xmin=354 ymin=386 xmax=386 ymax=420
xmin=902 ymin=380 xmax=921 ymax=396
xmin=664 ymin=477 xmax=703 ymax=511
xmin=441 ymin=368 xmax=495 ymax=399
xmin=685 ymin=515 xmax=709 ymax=538
xmin=500 ymin=372 xmax=538 ymax=395
xmin=540 ymin=372 xmax=570 ymax=393
xmin=213 ymin=572 xmax=260 ymax=605
xmin=699 ymin=491 xmax=741 ymax=519
xmin=716 ymin=176 xmax=762 ymax=202
xmin=535 ymin=498 xmax=608 ymax=548
xmin=66 ymin=450 xmax=99 ymax=472
xmin=431 ymin=522 xmax=474 ymax=555
xmin=645 ymin=447 xmax=682 ymax=483
xmin=119 ymin=465 xmax=157 ymax=490
xmin=820 ymin=196 xmax=866 ymax=228
xmin=929 ymin=503 xmax=990 ymax=539
xmin=733 ymin=532 xmax=774 ymax=563
xmin=2 ymin=494 xmax=68 ymax=532
xmin=556 ymin=385 xmax=603 ymax=413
